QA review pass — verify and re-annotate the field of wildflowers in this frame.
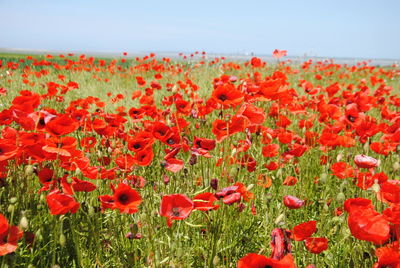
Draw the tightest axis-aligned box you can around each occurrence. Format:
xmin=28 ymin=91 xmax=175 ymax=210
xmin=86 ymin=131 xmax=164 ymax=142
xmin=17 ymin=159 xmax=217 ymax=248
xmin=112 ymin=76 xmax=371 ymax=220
xmin=0 ymin=51 xmax=399 ymax=267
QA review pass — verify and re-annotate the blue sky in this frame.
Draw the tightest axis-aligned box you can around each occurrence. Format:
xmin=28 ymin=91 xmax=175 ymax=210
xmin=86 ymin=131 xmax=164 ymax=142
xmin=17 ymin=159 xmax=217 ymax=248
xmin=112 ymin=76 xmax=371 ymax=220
xmin=1 ymin=0 xmax=399 ymax=59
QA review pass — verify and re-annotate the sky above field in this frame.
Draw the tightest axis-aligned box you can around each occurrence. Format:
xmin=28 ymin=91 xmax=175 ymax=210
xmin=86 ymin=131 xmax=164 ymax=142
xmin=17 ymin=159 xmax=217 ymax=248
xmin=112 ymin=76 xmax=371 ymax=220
xmin=1 ymin=0 xmax=399 ymax=59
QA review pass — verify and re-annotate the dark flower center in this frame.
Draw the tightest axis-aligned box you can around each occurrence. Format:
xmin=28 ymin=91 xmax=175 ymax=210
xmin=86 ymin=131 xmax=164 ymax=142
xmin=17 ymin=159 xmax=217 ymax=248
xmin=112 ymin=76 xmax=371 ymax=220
xmin=118 ymin=194 xmax=129 ymax=204
xmin=133 ymin=143 xmax=141 ymax=149
xmin=2 ymin=234 xmax=8 ymax=243
xmin=218 ymin=94 xmax=227 ymax=101
xmin=172 ymin=207 xmax=181 ymax=217
xmin=38 ymin=118 xmax=46 ymax=127
xmin=347 ymin=115 xmax=356 ymax=122
xmin=167 ymin=138 xmax=175 ymax=145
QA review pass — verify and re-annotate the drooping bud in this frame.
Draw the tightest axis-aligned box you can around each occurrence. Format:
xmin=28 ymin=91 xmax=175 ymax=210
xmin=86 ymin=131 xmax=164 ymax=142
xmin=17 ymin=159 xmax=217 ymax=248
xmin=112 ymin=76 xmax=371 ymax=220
xmin=210 ymin=178 xmax=218 ymax=190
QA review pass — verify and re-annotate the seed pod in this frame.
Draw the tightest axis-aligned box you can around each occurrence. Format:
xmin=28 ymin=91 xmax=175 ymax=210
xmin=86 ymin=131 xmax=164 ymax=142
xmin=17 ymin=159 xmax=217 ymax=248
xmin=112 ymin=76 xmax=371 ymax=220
xmin=59 ymin=233 xmax=66 ymax=247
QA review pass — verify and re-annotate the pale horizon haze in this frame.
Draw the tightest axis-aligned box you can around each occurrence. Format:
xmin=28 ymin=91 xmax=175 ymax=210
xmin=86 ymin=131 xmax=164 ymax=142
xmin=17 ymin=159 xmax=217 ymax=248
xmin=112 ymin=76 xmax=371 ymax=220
xmin=0 ymin=0 xmax=399 ymax=59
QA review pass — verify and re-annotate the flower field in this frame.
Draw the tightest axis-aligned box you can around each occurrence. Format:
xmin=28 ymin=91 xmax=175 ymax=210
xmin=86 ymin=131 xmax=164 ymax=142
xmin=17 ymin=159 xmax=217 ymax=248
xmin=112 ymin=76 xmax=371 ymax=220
xmin=0 ymin=51 xmax=399 ymax=267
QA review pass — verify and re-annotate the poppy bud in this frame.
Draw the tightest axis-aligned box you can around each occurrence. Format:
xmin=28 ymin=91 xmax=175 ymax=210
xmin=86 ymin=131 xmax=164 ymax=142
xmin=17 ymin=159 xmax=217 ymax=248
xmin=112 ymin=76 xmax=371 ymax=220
xmin=35 ymin=229 xmax=43 ymax=242
xmin=336 ymin=192 xmax=345 ymax=201
xmin=130 ymin=223 xmax=139 ymax=234
xmin=213 ymin=256 xmax=220 ymax=266
xmin=7 ymin=204 xmax=14 ymax=213
xmin=393 ymin=162 xmax=400 ymax=171
xmin=19 ymin=215 xmax=29 ymax=230
xmin=125 ymin=232 xmax=134 ymax=239
xmin=283 ymin=195 xmax=305 ymax=209
xmin=336 ymin=153 xmax=343 ymax=162
xmin=88 ymin=205 xmax=95 ymax=217
xmin=10 ymin=197 xmax=17 ymax=204
xmin=25 ymin=165 xmax=35 ymax=176
xmin=210 ymin=178 xmax=218 ymax=190
xmin=371 ymin=182 xmax=380 ymax=193
xmin=189 ymin=154 xmax=197 ymax=165
xmin=59 ymin=233 xmax=66 ymax=247
xmin=163 ymin=175 xmax=170 ymax=185
xmin=319 ymin=173 xmax=327 ymax=184
xmin=354 ymin=154 xmax=379 ymax=169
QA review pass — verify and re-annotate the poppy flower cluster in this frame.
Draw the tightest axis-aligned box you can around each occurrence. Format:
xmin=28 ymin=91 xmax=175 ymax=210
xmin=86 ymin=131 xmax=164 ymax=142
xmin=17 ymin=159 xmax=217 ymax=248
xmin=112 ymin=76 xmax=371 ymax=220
xmin=0 ymin=50 xmax=399 ymax=266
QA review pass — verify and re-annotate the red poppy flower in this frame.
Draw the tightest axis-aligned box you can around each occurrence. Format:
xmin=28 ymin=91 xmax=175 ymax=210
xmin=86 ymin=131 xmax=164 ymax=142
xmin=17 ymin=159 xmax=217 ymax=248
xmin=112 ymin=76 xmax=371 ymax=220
xmin=193 ymin=192 xmax=219 ymax=211
xmin=0 ymin=139 xmax=18 ymax=162
xmin=115 ymin=154 xmax=136 ymax=170
xmin=237 ymin=103 xmax=266 ymax=126
xmin=304 ymin=237 xmax=328 ymax=254
xmin=38 ymin=167 xmax=54 ymax=184
xmin=237 ymin=253 xmax=296 ymax=268
xmin=45 ymin=115 xmax=79 ymax=136
xmin=0 ymin=214 xmax=23 ymax=256
xmin=271 ymin=228 xmax=292 ymax=260
xmin=283 ymin=195 xmax=305 ymax=209
xmin=160 ymin=194 xmax=194 ymax=226
xmin=46 ymin=191 xmax=80 ymax=215
xmin=193 ymin=137 xmax=216 ymax=151
xmin=257 ymin=174 xmax=273 ymax=188
xmin=344 ymin=197 xmax=374 ymax=213
xmin=273 ymin=49 xmax=287 ymax=59
xmin=291 ymin=221 xmax=317 ymax=241
xmin=163 ymin=158 xmax=184 ymax=173
xmin=133 ymin=148 xmax=154 ymax=166
xmin=265 ymin=161 xmax=279 ymax=171
xmin=262 ymin=144 xmax=280 ymax=158
xmin=80 ymin=136 xmax=97 ymax=150
xmin=11 ymin=90 xmax=41 ymax=113
xmin=42 ymin=136 xmax=77 ymax=158
xmin=250 ymin=57 xmax=263 ymax=67
xmin=331 ymin=162 xmax=355 ymax=179
xmin=346 ymin=203 xmax=390 ymax=245
xmin=354 ymin=154 xmax=379 ymax=169
xmin=211 ymin=83 xmax=243 ymax=108
xmin=283 ymin=176 xmax=298 ymax=186
xmin=383 ymin=204 xmax=400 ymax=225
xmin=152 ymin=122 xmax=171 ymax=142
xmin=375 ymin=242 xmax=400 ymax=267
xmin=113 ymin=183 xmax=142 ymax=214
xmin=378 ymin=181 xmax=400 ymax=204
xmin=71 ymin=177 xmax=96 ymax=192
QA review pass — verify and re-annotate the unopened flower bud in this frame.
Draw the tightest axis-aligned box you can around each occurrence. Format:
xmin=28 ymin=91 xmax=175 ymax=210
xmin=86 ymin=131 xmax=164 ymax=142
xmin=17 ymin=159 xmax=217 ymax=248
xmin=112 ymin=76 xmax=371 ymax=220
xmin=59 ymin=233 xmax=66 ymax=247
xmin=210 ymin=178 xmax=218 ymax=190
xmin=19 ymin=215 xmax=29 ymax=230
xmin=25 ymin=165 xmax=35 ymax=176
